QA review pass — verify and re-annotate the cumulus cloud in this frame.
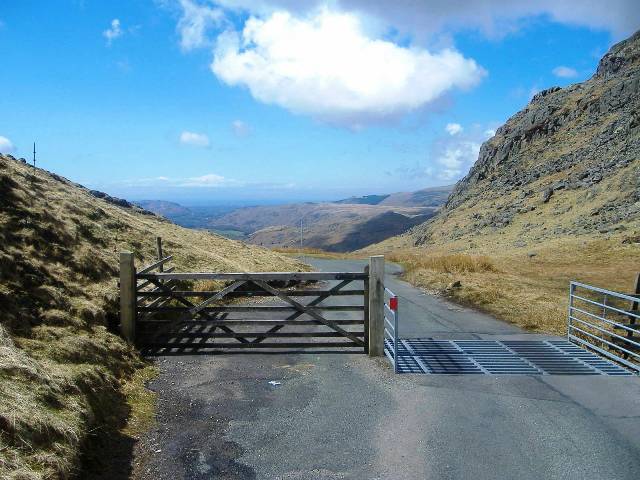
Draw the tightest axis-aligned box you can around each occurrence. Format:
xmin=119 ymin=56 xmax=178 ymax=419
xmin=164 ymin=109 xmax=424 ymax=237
xmin=552 ymin=65 xmax=578 ymax=78
xmin=211 ymin=8 xmax=485 ymax=126
xmin=431 ymin=123 xmax=499 ymax=181
xmin=203 ymin=1 xmax=640 ymax=40
xmin=435 ymin=142 xmax=481 ymax=181
xmin=445 ymin=122 xmax=463 ymax=135
xmin=231 ymin=120 xmax=250 ymax=136
xmin=177 ymin=0 xmax=224 ymax=50
xmin=103 ymin=19 xmax=123 ymax=45
xmin=0 ymin=136 xmax=15 ymax=154
xmin=179 ymin=131 xmax=210 ymax=147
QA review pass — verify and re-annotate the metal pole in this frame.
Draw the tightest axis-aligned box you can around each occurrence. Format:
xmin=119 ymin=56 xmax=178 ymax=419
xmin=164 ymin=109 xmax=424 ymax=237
xmin=567 ymin=282 xmax=575 ymax=341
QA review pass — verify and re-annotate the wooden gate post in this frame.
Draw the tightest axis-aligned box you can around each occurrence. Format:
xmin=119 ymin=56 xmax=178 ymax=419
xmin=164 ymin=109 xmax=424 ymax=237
xmin=368 ymin=255 xmax=385 ymax=357
xmin=120 ymin=251 xmax=136 ymax=343
xmin=156 ymin=236 xmax=163 ymax=272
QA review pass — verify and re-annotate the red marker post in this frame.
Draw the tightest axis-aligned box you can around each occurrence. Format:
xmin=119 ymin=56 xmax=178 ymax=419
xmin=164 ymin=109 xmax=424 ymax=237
xmin=389 ymin=296 xmax=398 ymax=311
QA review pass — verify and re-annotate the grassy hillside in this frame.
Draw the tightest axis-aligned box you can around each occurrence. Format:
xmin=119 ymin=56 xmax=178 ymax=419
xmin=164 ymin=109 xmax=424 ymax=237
xmin=365 ymin=31 xmax=640 ymax=336
xmin=0 ymin=155 xmax=304 ymax=479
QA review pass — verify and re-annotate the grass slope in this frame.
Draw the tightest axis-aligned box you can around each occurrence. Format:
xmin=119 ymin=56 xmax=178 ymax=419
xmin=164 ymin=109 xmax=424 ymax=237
xmin=379 ymin=237 xmax=639 ymax=335
xmin=0 ymin=155 xmax=304 ymax=479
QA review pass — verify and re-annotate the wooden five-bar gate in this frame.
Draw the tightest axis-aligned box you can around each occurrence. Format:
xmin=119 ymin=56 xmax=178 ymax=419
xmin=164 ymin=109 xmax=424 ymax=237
xmin=119 ymin=238 xmax=386 ymax=356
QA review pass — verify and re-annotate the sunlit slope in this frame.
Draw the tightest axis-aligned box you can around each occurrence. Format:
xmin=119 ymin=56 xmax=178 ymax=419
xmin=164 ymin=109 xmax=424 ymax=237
xmin=0 ymin=154 xmax=304 ymax=479
xmin=363 ymin=30 xmax=640 ymax=335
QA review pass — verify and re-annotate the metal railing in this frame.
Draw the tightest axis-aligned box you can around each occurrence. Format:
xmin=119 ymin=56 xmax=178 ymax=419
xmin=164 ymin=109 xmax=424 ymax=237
xmin=568 ymin=281 xmax=640 ymax=373
xmin=383 ymin=287 xmax=399 ymax=373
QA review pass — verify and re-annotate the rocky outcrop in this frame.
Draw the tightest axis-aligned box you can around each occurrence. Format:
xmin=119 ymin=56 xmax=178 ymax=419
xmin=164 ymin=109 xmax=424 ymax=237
xmin=411 ymin=29 xmax=640 ymax=246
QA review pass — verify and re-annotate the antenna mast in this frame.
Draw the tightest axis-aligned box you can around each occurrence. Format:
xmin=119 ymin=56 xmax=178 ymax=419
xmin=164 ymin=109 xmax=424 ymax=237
xmin=33 ymin=142 xmax=36 ymax=170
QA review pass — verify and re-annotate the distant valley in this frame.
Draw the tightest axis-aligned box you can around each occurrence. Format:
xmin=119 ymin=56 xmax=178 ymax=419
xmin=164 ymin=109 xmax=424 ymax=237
xmin=136 ymin=185 xmax=452 ymax=251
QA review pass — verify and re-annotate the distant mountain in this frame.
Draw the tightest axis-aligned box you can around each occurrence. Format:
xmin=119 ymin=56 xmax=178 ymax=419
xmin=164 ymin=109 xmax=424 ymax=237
xmin=335 ymin=185 xmax=452 ymax=207
xmin=334 ymin=194 xmax=390 ymax=205
xmin=138 ymin=184 xmax=452 ymax=251
xmin=135 ymin=200 xmax=241 ymax=230
xmin=136 ymin=200 xmax=191 ymax=217
xmin=378 ymin=186 xmax=453 ymax=207
xmin=210 ymin=202 xmax=438 ymax=252
xmin=247 ymin=208 xmax=434 ymax=252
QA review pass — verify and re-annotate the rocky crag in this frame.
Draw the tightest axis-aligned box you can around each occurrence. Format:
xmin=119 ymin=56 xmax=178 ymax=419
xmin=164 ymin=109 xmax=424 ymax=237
xmin=410 ymin=30 xmax=640 ymax=248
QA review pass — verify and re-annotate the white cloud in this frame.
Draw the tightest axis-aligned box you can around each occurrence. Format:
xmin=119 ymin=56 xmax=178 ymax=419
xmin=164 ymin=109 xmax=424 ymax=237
xmin=116 ymin=173 xmax=240 ymax=188
xmin=528 ymin=85 xmax=541 ymax=100
xmin=552 ymin=65 xmax=578 ymax=78
xmin=211 ymin=8 xmax=485 ymax=126
xmin=204 ymin=1 xmax=640 ymax=40
xmin=179 ymin=131 xmax=210 ymax=147
xmin=445 ymin=122 xmax=463 ymax=135
xmin=436 ymin=141 xmax=481 ymax=181
xmin=103 ymin=18 xmax=123 ymax=45
xmin=231 ymin=120 xmax=250 ymax=136
xmin=180 ymin=173 xmax=231 ymax=187
xmin=177 ymin=0 xmax=224 ymax=51
xmin=430 ymin=122 xmax=498 ymax=181
xmin=0 ymin=136 xmax=15 ymax=154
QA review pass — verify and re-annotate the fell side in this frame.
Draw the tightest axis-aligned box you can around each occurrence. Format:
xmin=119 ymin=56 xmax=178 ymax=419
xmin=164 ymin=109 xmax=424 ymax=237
xmin=0 ymin=155 xmax=304 ymax=479
xmin=364 ymin=30 xmax=640 ymax=335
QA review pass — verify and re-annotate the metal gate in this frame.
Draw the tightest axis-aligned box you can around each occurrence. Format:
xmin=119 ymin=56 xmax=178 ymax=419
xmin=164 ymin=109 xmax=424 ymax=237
xmin=119 ymin=245 xmax=371 ymax=354
xmin=568 ymin=280 xmax=640 ymax=373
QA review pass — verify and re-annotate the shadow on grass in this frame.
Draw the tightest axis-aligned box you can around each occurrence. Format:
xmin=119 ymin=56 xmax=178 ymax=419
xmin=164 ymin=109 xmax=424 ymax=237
xmin=80 ymin=383 xmax=137 ymax=480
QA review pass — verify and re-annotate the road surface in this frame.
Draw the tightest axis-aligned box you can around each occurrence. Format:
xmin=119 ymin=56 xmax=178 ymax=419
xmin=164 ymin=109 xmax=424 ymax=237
xmin=133 ymin=257 xmax=640 ymax=480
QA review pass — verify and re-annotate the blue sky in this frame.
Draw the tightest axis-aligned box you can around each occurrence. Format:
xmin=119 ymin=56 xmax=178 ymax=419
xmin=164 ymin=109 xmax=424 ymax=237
xmin=1 ymin=1 xmax=638 ymax=204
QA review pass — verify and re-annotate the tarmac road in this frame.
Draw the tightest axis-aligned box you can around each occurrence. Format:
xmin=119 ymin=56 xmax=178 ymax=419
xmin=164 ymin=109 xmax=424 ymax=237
xmin=134 ymin=257 xmax=640 ymax=480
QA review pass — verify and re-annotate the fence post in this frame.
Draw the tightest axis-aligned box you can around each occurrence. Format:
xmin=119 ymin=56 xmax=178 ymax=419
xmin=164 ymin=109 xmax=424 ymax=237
xmin=567 ymin=282 xmax=575 ymax=341
xmin=363 ymin=264 xmax=370 ymax=355
xmin=368 ymin=255 xmax=385 ymax=357
xmin=156 ymin=236 xmax=163 ymax=272
xmin=120 ymin=251 xmax=136 ymax=343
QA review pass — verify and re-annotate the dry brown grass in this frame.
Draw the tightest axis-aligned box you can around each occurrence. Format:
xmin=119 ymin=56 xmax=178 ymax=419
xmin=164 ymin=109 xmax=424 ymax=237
xmin=271 ymin=246 xmax=329 ymax=255
xmin=0 ymin=155 xmax=305 ymax=479
xmin=270 ymin=246 xmax=348 ymax=259
xmin=388 ymin=252 xmax=497 ymax=274
xmin=382 ymin=236 xmax=640 ymax=336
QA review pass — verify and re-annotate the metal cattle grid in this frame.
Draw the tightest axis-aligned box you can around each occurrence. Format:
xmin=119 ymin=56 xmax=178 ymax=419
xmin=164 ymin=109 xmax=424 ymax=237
xmin=381 ymin=280 xmax=636 ymax=376
xmin=388 ymin=339 xmax=633 ymax=375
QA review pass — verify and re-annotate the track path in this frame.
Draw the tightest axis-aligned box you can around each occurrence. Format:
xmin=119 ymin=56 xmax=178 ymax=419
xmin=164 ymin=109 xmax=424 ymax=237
xmin=134 ymin=257 xmax=640 ymax=480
